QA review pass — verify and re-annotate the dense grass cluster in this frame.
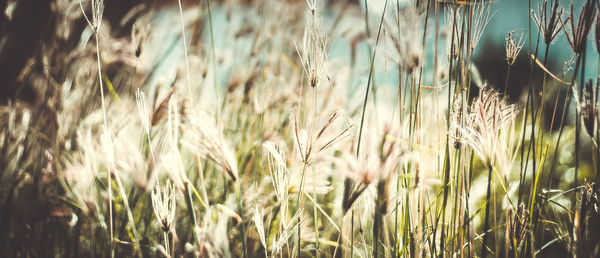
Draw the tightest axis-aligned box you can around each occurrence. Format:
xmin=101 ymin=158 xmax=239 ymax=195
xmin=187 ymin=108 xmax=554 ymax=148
xmin=3 ymin=0 xmax=600 ymax=257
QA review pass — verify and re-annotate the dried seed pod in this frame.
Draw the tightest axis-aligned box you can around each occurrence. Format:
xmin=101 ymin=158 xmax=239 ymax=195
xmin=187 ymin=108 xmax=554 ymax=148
xmin=562 ymin=1 xmax=597 ymax=54
xmin=532 ymin=0 xmax=564 ymax=45
xmin=581 ymin=79 xmax=599 ymax=138
xmin=456 ymin=84 xmax=519 ymax=166
xmin=505 ymin=30 xmax=525 ymax=66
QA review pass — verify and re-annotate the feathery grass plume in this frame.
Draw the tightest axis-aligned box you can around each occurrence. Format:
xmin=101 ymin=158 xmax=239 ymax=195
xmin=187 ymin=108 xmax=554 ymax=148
xmin=456 ymin=84 xmax=519 ymax=166
xmin=561 ymin=1 xmax=597 ymax=54
xmin=505 ymin=30 xmax=525 ymax=66
xmin=295 ymin=0 xmax=330 ymax=87
xmin=388 ymin=4 xmax=422 ymax=73
xmin=470 ymin=1 xmax=495 ymax=51
xmin=78 ymin=0 xmax=104 ymax=33
xmin=152 ymin=180 xmax=177 ymax=256
xmin=183 ymin=110 xmax=238 ymax=181
xmin=152 ymin=180 xmax=177 ymax=233
xmin=494 ymin=124 xmax=521 ymax=180
xmin=581 ymin=79 xmax=599 ymax=138
xmin=338 ymin=126 xmax=404 ymax=213
xmin=532 ymin=0 xmax=564 ymax=45
xmin=339 ymin=152 xmax=377 ymax=214
xmin=457 ymin=85 xmax=517 ymax=256
xmin=289 ymin=108 xmax=353 ymax=165
xmin=266 ymin=139 xmax=331 ymax=198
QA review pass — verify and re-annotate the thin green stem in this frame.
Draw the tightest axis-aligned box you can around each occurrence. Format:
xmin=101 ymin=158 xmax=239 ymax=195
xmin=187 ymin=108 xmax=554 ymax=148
xmin=353 ymin=2 xmax=387 ymax=257
xmin=504 ymin=65 xmax=511 ymax=94
xmin=177 ymin=0 xmax=193 ymax=99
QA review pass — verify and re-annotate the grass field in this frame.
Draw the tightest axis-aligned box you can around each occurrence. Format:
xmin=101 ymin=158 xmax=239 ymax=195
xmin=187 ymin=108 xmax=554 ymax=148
xmin=1 ymin=0 xmax=600 ymax=257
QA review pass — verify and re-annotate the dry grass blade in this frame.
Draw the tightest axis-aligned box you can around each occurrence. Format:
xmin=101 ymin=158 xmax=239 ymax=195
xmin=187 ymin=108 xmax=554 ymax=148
xmin=528 ymin=52 xmax=571 ymax=85
xmin=183 ymin=110 xmax=239 ymax=181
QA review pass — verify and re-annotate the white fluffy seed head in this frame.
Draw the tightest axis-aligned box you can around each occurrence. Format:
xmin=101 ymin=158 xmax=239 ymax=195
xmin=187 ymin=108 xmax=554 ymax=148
xmin=457 ymin=85 xmax=518 ymax=166
xmin=470 ymin=1 xmax=495 ymax=51
xmin=151 ymin=180 xmax=176 ymax=232
xmin=296 ymin=0 xmax=330 ymax=88
xmin=505 ymin=30 xmax=525 ymax=66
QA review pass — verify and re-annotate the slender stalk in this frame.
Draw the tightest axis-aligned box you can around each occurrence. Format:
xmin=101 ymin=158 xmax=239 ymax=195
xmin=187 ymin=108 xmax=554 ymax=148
xmin=393 ymin=166 xmax=401 ymax=258
xmin=373 ymin=179 xmax=386 ymax=258
xmin=481 ymin=165 xmax=493 ymax=258
xmin=177 ymin=0 xmax=193 ymax=99
xmin=576 ymin=46 xmax=588 ymax=192
xmin=107 ymin=169 xmax=113 ymax=257
xmin=183 ymin=182 xmax=201 ymax=248
xmin=529 ymin=43 xmax=549 ymax=238
xmin=595 ymin=133 xmax=600 ymax=184
xmin=93 ymin=20 xmax=113 ymax=258
xmin=504 ymin=64 xmax=511 ymax=94
xmin=163 ymin=231 xmax=170 ymax=256
xmin=206 ymin=0 xmax=222 ymax=120
xmin=350 ymin=209 xmax=354 ymax=258
xmin=353 ymin=2 xmax=387 ymax=258
xmin=547 ymin=54 xmax=582 ymax=198
xmin=312 ymin=163 xmax=319 ymax=257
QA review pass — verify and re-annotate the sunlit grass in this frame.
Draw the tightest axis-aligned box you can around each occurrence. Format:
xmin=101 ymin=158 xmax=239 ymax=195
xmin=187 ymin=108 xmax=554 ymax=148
xmin=2 ymin=0 xmax=600 ymax=257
